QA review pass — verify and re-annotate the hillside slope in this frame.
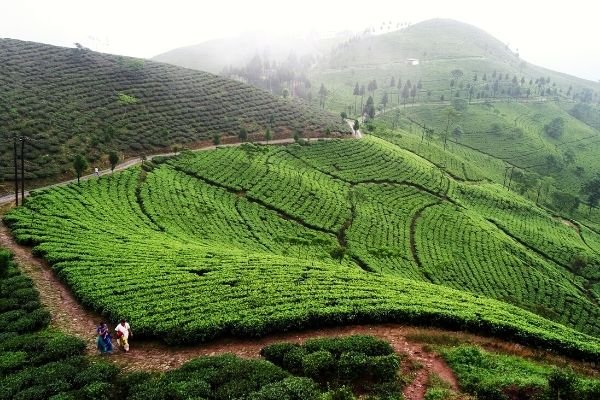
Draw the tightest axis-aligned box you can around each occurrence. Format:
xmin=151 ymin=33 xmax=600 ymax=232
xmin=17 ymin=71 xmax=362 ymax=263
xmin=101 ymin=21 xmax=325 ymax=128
xmin=5 ymin=138 xmax=600 ymax=358
xmin=305 ymin=19 xmax=600 ymax=223
xmin=0 ymin=39 xmax=348 ymax=188
xmin=312 ymin=19 xmax=600 ymax=111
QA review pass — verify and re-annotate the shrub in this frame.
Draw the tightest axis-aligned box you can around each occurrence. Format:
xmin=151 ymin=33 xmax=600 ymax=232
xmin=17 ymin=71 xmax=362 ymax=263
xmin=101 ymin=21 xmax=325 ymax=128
xmin=79 ymin=382 xmax=113 ymax=400
xmin=0 ymin=350 xmax=28 ymax=374
xmin=260 ymin=343 xmax=302 ymax=365
xmin=249 ymin=377 xmax=321 ymax=400
xmin=282 ymin=346 xmax=306 ymax=374
xmin=322 ymin=386 xmax=355 ymax=400
xmin=303 ymin=336 xmax=394 ymax=357
xmin=301 ymin=350 xmax=335 ymax=380
xmin=0 ymin=250 xmax=11 ymax=277
xmin=337 ymin=351 xmax=368 ymax=382
xmin=547 ymin=368 xmax=578 ymax=399
xmin=368 ymin=354 xmax=401 ymax=382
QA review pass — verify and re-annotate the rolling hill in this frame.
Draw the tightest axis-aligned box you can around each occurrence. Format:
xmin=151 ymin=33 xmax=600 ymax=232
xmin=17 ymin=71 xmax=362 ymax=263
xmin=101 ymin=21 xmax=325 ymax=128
xmin=0 ymin=38 xmax=349 ymax=192
xmin=306 ymin=19 xmax=600 ymax=225
xmin=153 ymin=20 xmax=600 ymax=219
xmin=5 ymin=137 xmax=600 ymax=359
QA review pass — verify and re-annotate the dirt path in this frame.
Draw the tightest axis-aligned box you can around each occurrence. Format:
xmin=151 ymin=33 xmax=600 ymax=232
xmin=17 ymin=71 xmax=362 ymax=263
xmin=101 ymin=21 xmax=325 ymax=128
xmin=2 ymin=222 xmax=598 ymax=398
xmin=0 ymin=223 xmax=458 ymax=396
xmin=0 ymin=136 xmax=344 ymax=206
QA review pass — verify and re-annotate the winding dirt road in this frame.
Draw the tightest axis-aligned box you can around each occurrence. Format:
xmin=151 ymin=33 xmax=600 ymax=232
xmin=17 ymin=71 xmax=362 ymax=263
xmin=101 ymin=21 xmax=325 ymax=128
xmin=0 ymin=136 xmax=351 ymax=206
xmin=3 ymin=221 xmax=598 ymax=398
xmin=0 ymin=222 xmax=458 ymax=398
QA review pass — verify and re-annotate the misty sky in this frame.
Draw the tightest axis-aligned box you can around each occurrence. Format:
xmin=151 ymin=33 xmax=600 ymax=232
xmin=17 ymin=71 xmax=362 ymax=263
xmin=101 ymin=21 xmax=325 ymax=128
xmin=1 ymin=0 xmax=599 ymax=82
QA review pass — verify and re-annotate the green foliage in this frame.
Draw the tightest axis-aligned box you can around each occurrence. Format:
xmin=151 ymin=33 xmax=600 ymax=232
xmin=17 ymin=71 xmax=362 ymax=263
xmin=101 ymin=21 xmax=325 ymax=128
xmin=262 ymin=336 xmax=402 ymax=397
xmin=213 ymin=133 xmax=221 ymax=146
xmin=108 ymin=151 xmax=119 ymax=172
xmin=72 ymin=154 xmax=88 ymax=183
xmin=581 ymin=175 xmax=600 ymax=209
xmin=249 ymin=377 xmax=321 ymax=400
xmin=451 ymin=98 xmax=468 ymax=112
xmin=551 ymin=191 xmax=580 ymax=213
xmin=544 ymin=117 xmax=566 ymax=139
xmin=0 ymin=38 xmax=349 ymax=185
xmin=442 ymin=345 xmax=600 ymax=400
xmin=5 ymin=139 xmax=600 ymax=358
xmin=302 ymin=350 xmax=335 ymax=380
xmin=129 ymin=354 xmax=290 ymax=400
xmin=117 ymin=92 xmax=138 ymax=105
xmin=0 ymin=250 xmax=10 ymax=277
xmin=264 ymin=128 xmax=273 ymax=143
xmin=0 ymin=247 xmax=118 ymax=400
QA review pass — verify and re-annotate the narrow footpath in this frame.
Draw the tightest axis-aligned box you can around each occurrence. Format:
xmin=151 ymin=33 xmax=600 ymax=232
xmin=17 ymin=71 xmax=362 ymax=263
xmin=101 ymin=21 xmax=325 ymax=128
xmin=0 ymin=221 xmax=458 ymax=399
xmin=0 ymin=136 xmax=348 ymax=206
xmin=3 ymin=222 xmax=599 ymax=398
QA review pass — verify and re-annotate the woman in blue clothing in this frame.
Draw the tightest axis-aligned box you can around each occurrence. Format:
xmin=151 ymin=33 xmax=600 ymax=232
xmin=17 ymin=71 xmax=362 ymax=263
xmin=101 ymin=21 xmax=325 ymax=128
xmin=96 ymin=321 xmax=113 ymax=354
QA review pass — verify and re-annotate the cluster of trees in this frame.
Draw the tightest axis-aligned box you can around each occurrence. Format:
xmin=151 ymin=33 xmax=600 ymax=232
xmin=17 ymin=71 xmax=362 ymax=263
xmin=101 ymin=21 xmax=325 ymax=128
xmin=445 ymin=69 xmax=599 ymax=103
xmin=348 ymin=76 xmax=425 ymax=120
xmin=222 ymin=53 xmax=313 ymax=101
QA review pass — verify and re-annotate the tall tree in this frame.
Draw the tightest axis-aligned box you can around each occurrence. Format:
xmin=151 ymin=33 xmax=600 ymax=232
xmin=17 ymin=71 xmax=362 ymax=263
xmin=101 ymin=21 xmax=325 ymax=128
xmin=359 ymin=85 xmax=366 ymax=114
xmin=544 ymin=117 xmax=565 ymax=139
xmin=401 ymin=83 xmax=410 ymax=107
xmin=238 ymin=127 xmax=248 ymax=142
xmin=353 ymin=82 xmax=360 ymax=114
xmin=73 ymin=154 xmax=88 ymax=184
xmin=581 ymin=175 xmax=600 ymax=214
xmin=381 ymin=92 xmax=389 ymax=113
xmin=108 ymin=151 xmax=119 ymax=173
xmin=318 ymin=83 xmax=327 ymax=109
xmin=442 ymin=107 xmax=460 ymax=151
xmin=365 ymin=96 xmax=375 ymax=119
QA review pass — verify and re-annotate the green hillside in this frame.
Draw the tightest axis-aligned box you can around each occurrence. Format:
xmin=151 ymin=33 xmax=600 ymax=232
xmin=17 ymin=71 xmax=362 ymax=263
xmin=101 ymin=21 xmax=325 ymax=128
xmin=374 ymin=101 xmax=600 ymax=206
xmin=311 ymin=19 xmax=600 ymax=112
xmin=302 ymin=19 xmax=600 ymax=223
xmin=5 ymin=138 xmax=600 ymax=358
xmin=0 ymin=39 xmax=348 ymax=191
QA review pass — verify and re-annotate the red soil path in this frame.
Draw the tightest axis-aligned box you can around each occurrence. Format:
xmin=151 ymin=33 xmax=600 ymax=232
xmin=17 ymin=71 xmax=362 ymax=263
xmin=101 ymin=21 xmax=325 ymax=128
xmin=2 ymin=222 xmax=598 ymax=399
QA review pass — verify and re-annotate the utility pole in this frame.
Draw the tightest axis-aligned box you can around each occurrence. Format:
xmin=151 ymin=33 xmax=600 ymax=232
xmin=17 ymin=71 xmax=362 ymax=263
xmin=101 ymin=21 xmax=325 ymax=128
xmin=13 ymin=135 xmax=19 ymax=206
xmin=20 ymin=137 xmax=25 ymax=202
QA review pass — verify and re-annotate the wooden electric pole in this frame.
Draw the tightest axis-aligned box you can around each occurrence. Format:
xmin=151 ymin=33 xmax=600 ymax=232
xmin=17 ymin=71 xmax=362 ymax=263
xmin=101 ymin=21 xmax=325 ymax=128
xmin=13 ymin=135 xmax=19 ymax=206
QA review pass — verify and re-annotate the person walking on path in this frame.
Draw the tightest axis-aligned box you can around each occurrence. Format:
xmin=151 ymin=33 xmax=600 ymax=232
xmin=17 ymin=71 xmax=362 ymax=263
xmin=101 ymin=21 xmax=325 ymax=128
xmin=94 ymin=167 xmax=99 ymax=177
xmin=96 ymin=321 xmax=113 ymax=354
xmin=115 ymin=319 xmax=132 ymax=353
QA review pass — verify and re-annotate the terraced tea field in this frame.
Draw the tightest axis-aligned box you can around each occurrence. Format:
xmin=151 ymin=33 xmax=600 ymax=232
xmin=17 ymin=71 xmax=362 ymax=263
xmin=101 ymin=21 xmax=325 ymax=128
xmin=5 ymin=137 xmax=600 ymax=359
xmin=0 ymin=38 xmax=348 ymax=185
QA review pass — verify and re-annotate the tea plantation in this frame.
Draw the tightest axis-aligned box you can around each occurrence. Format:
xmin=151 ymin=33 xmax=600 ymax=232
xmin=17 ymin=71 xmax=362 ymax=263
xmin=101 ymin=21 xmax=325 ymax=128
xmin=5 ymin=137 xmax=600 ymax=359
xmin=0 ymin=38 xmax=348 ymax=186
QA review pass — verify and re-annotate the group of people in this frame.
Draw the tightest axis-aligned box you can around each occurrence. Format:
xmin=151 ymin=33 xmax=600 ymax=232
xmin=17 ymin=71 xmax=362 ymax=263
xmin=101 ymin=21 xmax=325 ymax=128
xmin=96 ymin=319 xmax=133 ymax=354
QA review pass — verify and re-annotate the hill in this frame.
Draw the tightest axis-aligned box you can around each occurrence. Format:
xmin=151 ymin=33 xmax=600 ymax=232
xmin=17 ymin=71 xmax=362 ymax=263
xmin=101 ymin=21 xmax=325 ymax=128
xmin=152 ymin=20 xmax=600 ymax=216
xmin=311 ymin=19 xmax=600 ymax=111
xmin=153 ymin=31 xmax=342 ymax=74
xmin=0 ymin=38 xmax=349 ymax=193
xmin=302 ymin=19 xmax=600 ymax=224
xmin=5 ymin=137 xmax=600 ymax=358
